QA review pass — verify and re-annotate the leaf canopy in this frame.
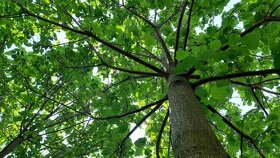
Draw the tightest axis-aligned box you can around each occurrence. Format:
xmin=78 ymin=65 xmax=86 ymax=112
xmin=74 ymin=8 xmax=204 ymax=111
xmin=0 ymin=0 xmax=280 ymax=157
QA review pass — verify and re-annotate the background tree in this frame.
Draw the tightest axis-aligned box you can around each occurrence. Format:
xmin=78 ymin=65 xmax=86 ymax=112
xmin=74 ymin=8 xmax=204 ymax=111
xmin=0 ymin=0 xmax=280 ymax=157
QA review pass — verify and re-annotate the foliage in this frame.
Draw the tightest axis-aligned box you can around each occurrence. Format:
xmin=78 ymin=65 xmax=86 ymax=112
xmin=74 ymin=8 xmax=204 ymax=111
xmin=0 ymin=0 xmax=280 ymax=157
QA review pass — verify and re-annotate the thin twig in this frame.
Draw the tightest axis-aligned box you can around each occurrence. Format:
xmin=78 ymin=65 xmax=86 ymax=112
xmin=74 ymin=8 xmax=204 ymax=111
xmin=110 ymin=101 xmax=164 ymax=158
xmin=193 ymin=68 xmax=280 ymax=87
xmin=206 ymin=105 xmax=265 ymax=158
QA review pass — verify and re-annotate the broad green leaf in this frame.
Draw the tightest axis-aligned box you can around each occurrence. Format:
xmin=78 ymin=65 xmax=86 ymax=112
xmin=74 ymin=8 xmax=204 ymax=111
xmin=176 ymin=49 xmax=188 ymax=60
xmin=242 ymin=31 xmax=261 ymax=50
xmin=228 ymin=34 xmax=241 ymax=46
xmin=134 ymin=137 xmax=147 ymax=147
xmin=0 ymin=1 xmax=279 ymax=157
xmin=209 ymin=40 xmax=222 ymax=50
xmin=272 ymin=52 xmax=280 ymax=68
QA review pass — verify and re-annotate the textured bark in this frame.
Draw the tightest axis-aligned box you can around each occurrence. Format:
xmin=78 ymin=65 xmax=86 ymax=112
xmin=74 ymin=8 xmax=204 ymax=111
xmin=167 ymin=75 xmax=228 ymax=158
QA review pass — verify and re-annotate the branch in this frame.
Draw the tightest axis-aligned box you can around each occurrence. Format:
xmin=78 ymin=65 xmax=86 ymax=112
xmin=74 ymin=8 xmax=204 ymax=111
xmin=221 ymin=16 xmax=280 ymax=51
xmin=206 ymin=105 xmax=265 ymax=158
xmin=139 ymin=44 xmax=161 ymax=63
xmin=193 ymin=68 xmax=280 ymax=87
xmin=231 ymin=80 xmax=280 ymax=95
xmin=241 ymin=16 xmax=280 ymax=37
xmin=156 ymin=110 xmax=169 ymax=158
xmin=90 ymin=96 xmax=167 ymax=120
xmin=23 ymin=83 xmax=63 ymax=130
xmin=13 ymin=1 xmax=165 ymax=75
xmin=158 ymin=8 xmax=181 ymax=28
xmin=110 ymin=101 xmax=163 ymax=158
xmin=0 ymin=135 xmax=25 ymax=158
xmin=103 ymin=75 xmax=153 ymax=91
xmin=270 ymin=3 xmax=280 ymax=16
xmin=121 ymin=5 xmax=173 ymax=65
xmin=250 ymin=88 xmax=269 ymax=116
xmin=88 ymin=43 xmax=163 ymax=77
xmin=174 ymin=0 xmax=188 ymax=55
xmin=183 ymin=0 xmax=194 ymax=51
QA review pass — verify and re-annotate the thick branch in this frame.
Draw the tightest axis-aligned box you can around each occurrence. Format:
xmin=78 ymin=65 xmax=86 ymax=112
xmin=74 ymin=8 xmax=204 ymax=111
xmin=174 ymin=0 xmax=188 ymax=54
xmin=0 ymin=135 xmax=25 ymax=158
xmin=14 ymin=2 xmax=165 ymax=75
xmin=156 ymin=110 xmax=169 ymax=158
xmin=193 ymin=68 xmax=280 ymax=87
xmin=221 ymin=16 xmax=280 ymax=51
xmin=88 ymin=43 xmax=162 ymax=77
xmin=206 ymin=105 xmax=265 ymax=158
xmin=183 ymin=0 xmax=194 ymax=51
xmin=241 ymin=16 xmax=280 ymax=37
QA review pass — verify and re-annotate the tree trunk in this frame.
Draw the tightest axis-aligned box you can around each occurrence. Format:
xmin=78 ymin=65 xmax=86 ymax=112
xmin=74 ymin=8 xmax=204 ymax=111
xmin=167 ymin=75 xmax=228 ymax=158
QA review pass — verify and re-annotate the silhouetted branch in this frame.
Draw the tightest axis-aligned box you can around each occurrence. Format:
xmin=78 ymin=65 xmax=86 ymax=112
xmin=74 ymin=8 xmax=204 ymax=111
xmin=110 ymin=101 xmax=163 ymax=158
xmin=158 ymin=9 xmax=181 ymax=28
xmin=270 ymin=3 xmax=280 ymax=16
xmin=156 ymin=110 xmax=169 ymax=158
xmin=252 ymin=77 xmax=280 ymax=85
xmin=12 ymin=1 xmax=165 ymax=75
xmin=221 ymin=16 xmax=280 ymax=51
xmin=206 ymin=105 xmax=265 ymax=158
xmin=0 ymin=135 xmax=25 ymax=158
xmin=183 ymin=0 xmax=194 ymax=51
xmin=241 ymin=16 xmax=280 ymax=37
xmin=139 ymin=44 xmax=161 ymax=62
xmin=174 ymin=0 xmax=188 ymax=56
xmin=250 ymin=88 xmax=269 ymax=116
xmin=193 ymin=68 xmax=280 ymax=87
xmin=90 ymin=96 xmax=167 ymax=120
xmin=121 ymin=4 xmax=173 ymax=65
xmin=231 ymin=80 xmax=280 ymax=95
xmin=88 ymin=43 xmax=163 ymax=77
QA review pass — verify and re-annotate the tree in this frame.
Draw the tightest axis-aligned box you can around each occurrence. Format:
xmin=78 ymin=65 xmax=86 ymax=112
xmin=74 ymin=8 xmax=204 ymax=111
xmin=0 ymin=0 xmax=280 ymax=157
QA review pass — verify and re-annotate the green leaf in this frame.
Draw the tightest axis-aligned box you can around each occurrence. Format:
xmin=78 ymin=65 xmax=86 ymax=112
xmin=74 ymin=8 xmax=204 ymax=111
xmin=228 ymin=34 xmax=241 ymax=46
xmin=242 ymin=31 xmax=261 ymax=50
xmin=176 ymin=49 xmax=188 ymax=61
xmin=117 ymin=122 xmax=129 ymax=133
xmin=144 ymin=34 xmax=156 ymax=48
xmin=272 ymin=52 xmax=280 ymax=68
xmin=271 ymin=136 xmax=280 ymax=147
xmin=134 ymin=137 xmax=147 ymax=147
xmin=173 ymin=55 xmax=197 ymax=74
xmin=209 ymin=40 xmax=222 ymax=50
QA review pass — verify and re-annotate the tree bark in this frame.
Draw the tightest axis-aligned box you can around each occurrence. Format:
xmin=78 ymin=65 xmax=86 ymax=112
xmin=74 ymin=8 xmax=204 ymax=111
xmin=0 ymin=134 xmax=25 ymax=158
xmin=167 ymin=75 xmax=228 ymax=158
